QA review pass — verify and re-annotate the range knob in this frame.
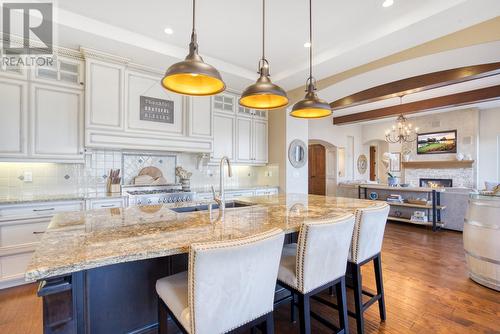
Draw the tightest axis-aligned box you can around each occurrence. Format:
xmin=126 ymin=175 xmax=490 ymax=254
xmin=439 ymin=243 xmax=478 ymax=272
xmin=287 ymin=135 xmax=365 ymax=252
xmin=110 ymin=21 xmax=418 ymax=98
xmin=147 ymin=199 xmax=152 ymax=204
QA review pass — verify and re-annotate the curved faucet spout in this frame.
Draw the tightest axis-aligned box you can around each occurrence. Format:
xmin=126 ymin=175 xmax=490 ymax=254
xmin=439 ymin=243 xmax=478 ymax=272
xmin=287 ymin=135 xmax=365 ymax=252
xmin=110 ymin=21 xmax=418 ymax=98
xmin=217 ymin=156 xmax=232 ymax=210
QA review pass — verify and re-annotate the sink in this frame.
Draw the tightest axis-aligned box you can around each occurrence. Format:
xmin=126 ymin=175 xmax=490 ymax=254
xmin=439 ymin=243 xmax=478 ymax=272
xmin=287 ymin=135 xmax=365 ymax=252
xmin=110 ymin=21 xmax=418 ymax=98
xmin=170 ymin=201 xmax=254 ymax=213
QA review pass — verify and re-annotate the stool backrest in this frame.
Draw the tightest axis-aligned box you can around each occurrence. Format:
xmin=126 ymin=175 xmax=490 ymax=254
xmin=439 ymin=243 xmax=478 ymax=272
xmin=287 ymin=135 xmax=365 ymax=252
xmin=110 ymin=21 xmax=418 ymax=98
xmin=350 ymin=204 xmax=390 ymax=264
xmin=297 ymin=213 xmax=355 ymax=293
xmin=188 ymin=228 xmax=285 ymax=334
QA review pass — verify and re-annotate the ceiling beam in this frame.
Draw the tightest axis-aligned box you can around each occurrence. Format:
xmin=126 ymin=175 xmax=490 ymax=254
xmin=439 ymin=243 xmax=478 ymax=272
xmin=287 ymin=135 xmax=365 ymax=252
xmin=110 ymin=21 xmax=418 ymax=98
xmin=332 ymin=85 xmax=500 ymax=125
xmin=330 ymin=62 xmax=500 ymax=110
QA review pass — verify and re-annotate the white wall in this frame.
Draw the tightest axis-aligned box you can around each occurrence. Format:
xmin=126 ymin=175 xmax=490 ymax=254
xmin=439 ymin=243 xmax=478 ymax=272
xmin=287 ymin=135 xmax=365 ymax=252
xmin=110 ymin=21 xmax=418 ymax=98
xmin=478 ymin=107 xmax=500 ymax=188
xmin=286 ymin=114 xmax=308 ymax=194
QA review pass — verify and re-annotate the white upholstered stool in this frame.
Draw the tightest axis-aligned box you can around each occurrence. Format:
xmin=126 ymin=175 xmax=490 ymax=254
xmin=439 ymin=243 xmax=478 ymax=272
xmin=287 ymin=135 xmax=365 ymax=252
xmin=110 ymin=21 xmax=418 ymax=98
xmin=347 ymin=204 xmax=390 ymax=334
xmin=277 ymin=213 xmax=355 ymax=334
xmin=156 ymin=228 xmax=285 ymax=334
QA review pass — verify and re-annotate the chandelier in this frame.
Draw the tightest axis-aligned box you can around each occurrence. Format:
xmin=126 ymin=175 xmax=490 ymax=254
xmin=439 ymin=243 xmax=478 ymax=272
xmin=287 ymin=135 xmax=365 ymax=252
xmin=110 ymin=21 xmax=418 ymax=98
xmin=385 ymin=114 xmax=418 ymax=143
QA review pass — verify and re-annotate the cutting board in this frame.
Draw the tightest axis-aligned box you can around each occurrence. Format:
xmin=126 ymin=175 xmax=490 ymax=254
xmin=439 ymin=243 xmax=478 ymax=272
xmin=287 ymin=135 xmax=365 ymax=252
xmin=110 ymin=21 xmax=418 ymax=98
xmin=138 ymin=166 xmax=163 ymax=179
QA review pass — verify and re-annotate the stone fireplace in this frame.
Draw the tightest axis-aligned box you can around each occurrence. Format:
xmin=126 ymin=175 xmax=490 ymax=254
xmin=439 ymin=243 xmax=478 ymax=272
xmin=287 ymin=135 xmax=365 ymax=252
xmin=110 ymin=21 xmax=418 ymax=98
xmin=405 ymin=167 xmax=474 ymax=188
xmin=420 ymin=178 xmax=453 ymax=188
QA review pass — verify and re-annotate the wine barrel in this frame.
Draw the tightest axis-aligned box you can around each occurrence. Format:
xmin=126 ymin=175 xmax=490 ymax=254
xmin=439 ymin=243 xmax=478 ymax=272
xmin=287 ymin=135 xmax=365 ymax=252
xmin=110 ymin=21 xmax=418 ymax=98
xmin=463 ymin=195 xmax=500 ymax=291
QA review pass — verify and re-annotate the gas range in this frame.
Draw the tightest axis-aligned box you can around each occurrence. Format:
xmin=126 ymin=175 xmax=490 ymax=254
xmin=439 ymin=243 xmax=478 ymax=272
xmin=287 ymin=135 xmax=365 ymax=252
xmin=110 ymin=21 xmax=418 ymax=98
xmin=123 ymin=184 xmax=195 ymax=206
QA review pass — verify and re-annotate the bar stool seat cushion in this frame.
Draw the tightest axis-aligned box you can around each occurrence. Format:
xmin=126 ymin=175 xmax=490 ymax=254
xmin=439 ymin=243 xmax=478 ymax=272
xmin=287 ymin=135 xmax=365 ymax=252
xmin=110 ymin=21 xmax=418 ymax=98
xmin=278 ymin=243 xmax=298 ymax=289
xmin=156 ymin=271 xmax=191 ymax=332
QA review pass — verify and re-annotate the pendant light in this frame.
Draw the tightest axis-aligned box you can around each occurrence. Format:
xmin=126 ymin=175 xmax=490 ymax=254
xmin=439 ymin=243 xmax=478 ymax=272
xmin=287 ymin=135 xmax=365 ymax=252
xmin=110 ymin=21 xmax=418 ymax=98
xmin=161 ymin=0 xmax=225 ymax=96
xmin=239 ymin=0 xmax=288 ymax=110
xmin=290 ymin=0 xmax=332 ymax=118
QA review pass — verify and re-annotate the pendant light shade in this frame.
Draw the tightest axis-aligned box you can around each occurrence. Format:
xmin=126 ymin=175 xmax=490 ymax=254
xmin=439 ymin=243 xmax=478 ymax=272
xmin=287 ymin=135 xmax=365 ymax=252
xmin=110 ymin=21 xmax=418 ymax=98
xmin=161 ymin=0 xmax=225 ymax=96
xmin=290 ymin=78 xmax=331 ymax=118
xmin=290 ymin=0 xmax=331 ymax=119
xmin=239 ymin=0 xmax=288 ymax=110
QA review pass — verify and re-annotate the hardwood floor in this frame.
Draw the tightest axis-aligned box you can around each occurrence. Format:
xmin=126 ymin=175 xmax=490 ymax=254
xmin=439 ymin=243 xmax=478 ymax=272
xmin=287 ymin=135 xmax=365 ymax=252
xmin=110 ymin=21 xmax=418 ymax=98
xmin=1 ymin=222 xmax=499 ymax=334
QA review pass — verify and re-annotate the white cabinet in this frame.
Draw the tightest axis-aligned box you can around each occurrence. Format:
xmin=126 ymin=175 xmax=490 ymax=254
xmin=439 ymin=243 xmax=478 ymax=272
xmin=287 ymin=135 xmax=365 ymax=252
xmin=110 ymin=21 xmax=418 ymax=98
xmin=253 ymin=119 xmax=268 ymax=163
xmin=212 ymin=113 xmax=235 ymax=161
xmin=0 ymin=200 xmax=84 ymax=289
xmin=86 ymin=197 xmax=127 ymax=210
xmin=255 ymin=187 xmax=279 ymax=196
xmin=32 ymin=56 xmax=84 ymax=89
xmin=0 ymin=78 xmax=28 ymax=158
xmin=188 ymin=96 xmax=212 ymax=138
xmin=30 ymin=84 xmax=84 ymax=161
xmin=85 ymin=59 xmax=124 ymax=130
xmin=212 ymin=93 xmax=236 ymax=115
xmin=235 ymin=106 xmax=268 ymax=164
xmin=236 ymin=117 xmax=253 ymax=162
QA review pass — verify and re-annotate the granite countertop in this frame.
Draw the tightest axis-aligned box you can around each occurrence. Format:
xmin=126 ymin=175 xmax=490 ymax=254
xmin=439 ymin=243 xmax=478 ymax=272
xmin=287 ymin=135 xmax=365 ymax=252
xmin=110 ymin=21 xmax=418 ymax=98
xmin=25 ymin=194 xmax=384 ymax=282
xmin=0 ymin=192 xmax=128 ymax=205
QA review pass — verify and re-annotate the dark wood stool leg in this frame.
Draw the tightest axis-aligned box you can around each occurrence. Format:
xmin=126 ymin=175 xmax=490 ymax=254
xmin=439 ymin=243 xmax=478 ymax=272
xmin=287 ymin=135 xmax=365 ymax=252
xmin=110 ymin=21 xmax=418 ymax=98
xmin=290 ymin=291 xmax=296 ymax=323
xmin=264 ymin=312 xmax=274 ymax=334
xmin=329 ymin=286 xmax=334 ymax=296
xmin=158 ymin=298 xmax=169 ymax=334
xmin=374 ymin=254 xmax=386 ymax=321
xmin=336 ymin=277 xmax=349 ymax=334
xmin=351 ymin=263 xmax=365 ymax=334
xmin=298 ymin=293 xmax=311 ymax=334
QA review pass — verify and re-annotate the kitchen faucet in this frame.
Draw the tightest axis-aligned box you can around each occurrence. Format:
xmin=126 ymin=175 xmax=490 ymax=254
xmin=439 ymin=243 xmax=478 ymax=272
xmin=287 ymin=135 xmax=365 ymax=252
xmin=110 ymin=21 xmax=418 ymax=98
xmin=212 ymin=156 xmax=232 ymax=213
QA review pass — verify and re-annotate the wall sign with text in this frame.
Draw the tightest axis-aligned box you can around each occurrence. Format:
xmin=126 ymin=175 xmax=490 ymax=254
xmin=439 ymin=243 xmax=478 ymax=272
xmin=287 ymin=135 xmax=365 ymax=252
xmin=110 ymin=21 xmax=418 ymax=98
xmin=140 ymin=96 xmax=174 ymax=124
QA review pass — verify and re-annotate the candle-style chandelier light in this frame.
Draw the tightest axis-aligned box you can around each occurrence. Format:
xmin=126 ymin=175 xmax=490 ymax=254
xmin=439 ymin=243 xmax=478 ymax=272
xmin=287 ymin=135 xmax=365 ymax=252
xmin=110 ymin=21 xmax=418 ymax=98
xmin=385 ymin=113 xmax=419 ymax=143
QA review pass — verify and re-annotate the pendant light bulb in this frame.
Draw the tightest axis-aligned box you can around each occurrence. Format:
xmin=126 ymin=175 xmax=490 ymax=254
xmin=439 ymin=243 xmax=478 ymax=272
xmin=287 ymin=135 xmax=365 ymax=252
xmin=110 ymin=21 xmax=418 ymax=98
xmin=161 ymin=0 xmax=225 ymax=96
xmin=290 ymin=0 xmax=331 ymax=119
xmin=239 ymin=0 xmax=289 ymax=110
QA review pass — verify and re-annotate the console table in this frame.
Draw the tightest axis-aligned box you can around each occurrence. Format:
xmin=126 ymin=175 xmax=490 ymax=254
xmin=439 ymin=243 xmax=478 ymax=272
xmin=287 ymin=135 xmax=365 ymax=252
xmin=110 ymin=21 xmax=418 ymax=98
xmin=358 ymin=184 xmax=445 ymax=231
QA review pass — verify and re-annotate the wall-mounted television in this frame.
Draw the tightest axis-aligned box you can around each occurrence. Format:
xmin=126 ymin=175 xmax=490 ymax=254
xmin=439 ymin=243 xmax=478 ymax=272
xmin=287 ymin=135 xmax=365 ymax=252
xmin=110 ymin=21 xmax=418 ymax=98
xmin=417 ymin=130 xmax=457 ymax=155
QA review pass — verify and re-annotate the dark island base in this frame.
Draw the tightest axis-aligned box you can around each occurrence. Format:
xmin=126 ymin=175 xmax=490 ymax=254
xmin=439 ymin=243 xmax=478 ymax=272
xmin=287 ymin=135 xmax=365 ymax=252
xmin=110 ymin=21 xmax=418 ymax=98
xmin=38 ymin=234 xmax=298 ymax=334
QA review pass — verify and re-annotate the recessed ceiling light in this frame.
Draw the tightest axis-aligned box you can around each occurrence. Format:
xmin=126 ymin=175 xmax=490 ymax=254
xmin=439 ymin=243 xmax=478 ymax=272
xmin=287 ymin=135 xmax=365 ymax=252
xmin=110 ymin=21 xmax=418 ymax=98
xmin=382 ymin=0 xmax=394 ymax=7
xmin=303 ymin=42 xmax=311 ymax=48
xmin=164 ymin=27 xmax=174 ymax=35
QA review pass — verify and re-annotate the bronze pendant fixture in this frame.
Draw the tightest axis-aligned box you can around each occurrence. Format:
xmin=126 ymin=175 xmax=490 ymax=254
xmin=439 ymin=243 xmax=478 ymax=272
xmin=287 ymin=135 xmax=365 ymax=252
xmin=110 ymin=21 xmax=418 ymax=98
xmin=161 ymin=0 xmax=225 ymax=96
xmin=239 ymin=0 xmax=288 ymax=110
xmin=290 ymin=0 xmax=331 ymax=119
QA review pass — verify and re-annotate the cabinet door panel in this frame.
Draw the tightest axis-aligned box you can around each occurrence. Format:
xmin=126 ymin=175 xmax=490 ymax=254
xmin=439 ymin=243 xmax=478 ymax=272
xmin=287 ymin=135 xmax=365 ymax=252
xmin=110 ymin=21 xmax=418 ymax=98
xmin=0 ymin=79 xmax=27 ymax=157
xmin=126 ymin=71 xmax=184 ymax=136
xmin=236 ymin=118 xmax=252 ymax=162
xmin=189 ymin=96 xmax=212 ymax=138
xmin=253 ymin=119 xmax=268 ymax=163
xmin=86 ymin=61 xmax=123 ymax=129
xmin=213 ymin=114 xmax=234 ymax=160
xmin=32 ymin=85 xmax=82 ymax=157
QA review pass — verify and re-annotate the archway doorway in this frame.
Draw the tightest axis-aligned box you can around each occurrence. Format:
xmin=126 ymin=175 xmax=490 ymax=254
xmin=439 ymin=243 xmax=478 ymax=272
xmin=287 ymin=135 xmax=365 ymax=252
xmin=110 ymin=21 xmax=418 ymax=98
xmin=309 ymin=140 xmax=338 ymax=196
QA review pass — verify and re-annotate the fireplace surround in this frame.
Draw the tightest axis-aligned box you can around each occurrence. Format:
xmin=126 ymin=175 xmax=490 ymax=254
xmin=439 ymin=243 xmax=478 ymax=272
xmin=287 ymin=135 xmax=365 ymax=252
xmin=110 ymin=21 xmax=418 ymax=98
xmin=420 ymin=178 xmax=453 ymax=188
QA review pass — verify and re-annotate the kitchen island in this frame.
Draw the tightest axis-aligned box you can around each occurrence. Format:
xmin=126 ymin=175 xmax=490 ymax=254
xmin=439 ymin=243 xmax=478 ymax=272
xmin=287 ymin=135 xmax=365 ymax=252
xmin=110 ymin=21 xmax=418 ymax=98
xmin=27 ymin=194 xmax=383 ymax=334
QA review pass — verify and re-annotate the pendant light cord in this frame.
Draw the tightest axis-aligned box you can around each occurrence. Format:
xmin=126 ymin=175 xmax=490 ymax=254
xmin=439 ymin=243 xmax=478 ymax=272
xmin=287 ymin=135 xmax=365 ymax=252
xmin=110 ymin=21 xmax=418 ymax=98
xmin=262 ymin=0 xmax=265 ymax=60
xmin=309 ymin=0 xmax=312 ymax=81
xmin=192 ymin=0 xmax=196 ymax=33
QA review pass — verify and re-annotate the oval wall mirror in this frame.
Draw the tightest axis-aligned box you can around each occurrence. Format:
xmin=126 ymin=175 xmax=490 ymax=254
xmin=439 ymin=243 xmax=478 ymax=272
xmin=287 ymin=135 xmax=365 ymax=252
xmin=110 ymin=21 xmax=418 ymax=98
xmin=288 ymin=139 xmax=307 ymax=168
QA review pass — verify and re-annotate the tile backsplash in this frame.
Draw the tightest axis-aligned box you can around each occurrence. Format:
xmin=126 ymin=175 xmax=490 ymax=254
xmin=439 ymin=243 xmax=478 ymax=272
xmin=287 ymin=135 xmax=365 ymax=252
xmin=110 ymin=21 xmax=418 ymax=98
xmin=0 ymin=150 xmax=279 ymax=197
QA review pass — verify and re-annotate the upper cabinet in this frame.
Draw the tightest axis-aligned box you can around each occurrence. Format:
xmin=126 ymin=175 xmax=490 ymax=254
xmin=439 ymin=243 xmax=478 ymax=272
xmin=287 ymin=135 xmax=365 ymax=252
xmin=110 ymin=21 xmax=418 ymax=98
xmin=32 ymin=56 xmax=84 ymax=89
xmin=213 ymin=93 xmax=236 ymax=115
xmin=0 ymin=78 xmax=28 ymax=158
xmin=0 ymin=49 xmax=84 ymax=163
xmin=30 ymin=84 xmax=84 ymax=160
xmin=236 ymin=106 xmax=268 ymax=164
xmin=85 ymin=59 xmax=124 ymax=131
xmin=188 ymin=96 xmax=213 ymax=139
xmin=83 ymin=48 xmax=212 ymax=153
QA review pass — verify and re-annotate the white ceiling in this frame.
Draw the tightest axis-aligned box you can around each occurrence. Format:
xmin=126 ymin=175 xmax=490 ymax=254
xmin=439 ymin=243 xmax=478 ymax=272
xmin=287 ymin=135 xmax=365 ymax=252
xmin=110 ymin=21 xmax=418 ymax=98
xmin=47 ymin=0 xmax=500 ymax=91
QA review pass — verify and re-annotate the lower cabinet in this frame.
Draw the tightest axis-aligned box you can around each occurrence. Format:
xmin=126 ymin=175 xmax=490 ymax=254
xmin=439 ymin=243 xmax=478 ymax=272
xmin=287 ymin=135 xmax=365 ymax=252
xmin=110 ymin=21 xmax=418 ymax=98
xmin=0 ymin=200 xmax=85 ymax=289
xmin=86 ymin=197 xmax=127 ymax=210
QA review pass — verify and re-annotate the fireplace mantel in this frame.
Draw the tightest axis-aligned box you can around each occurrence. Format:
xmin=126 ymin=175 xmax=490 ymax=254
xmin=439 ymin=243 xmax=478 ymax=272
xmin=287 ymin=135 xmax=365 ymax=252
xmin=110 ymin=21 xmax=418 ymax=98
xmin=402 ymin=160 xmax=474 ymax=169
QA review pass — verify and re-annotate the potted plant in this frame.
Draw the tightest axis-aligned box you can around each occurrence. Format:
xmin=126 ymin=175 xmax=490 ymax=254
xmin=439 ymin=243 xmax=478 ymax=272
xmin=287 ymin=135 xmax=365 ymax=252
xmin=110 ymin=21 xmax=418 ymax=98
xmin=387 ymin=172 xmax=399 ymax=186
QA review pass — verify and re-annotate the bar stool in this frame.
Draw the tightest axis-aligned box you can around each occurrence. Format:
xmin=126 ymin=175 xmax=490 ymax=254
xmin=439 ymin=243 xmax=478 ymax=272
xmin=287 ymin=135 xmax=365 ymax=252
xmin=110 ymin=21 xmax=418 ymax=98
xmin=348 ymin=204 xmax=390 ymax=334
xmin=277 ymin=213 xmax=355 ymax=334
xmin=156 ymin=228 xmax=285 ymax=334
